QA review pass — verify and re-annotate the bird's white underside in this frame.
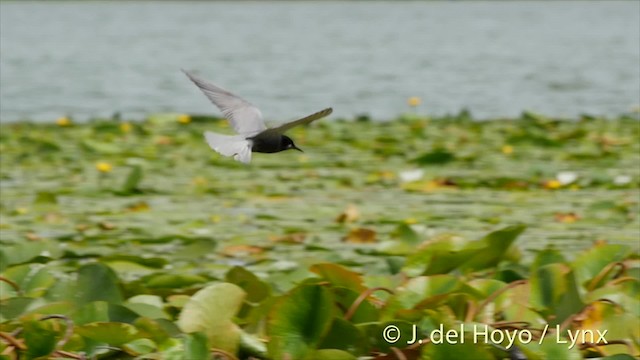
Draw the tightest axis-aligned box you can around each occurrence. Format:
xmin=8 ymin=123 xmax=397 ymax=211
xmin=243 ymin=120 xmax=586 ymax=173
xmin=203 ymin=131 xmax=252 ymax=164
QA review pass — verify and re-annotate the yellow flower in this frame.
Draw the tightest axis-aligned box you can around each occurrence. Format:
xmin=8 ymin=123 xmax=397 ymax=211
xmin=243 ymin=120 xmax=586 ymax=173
xmin=544 ymin=179 xmax=562 ymax=189
xmin=404 ymin=218 xmax=418 ymax=224
xmin=501 ymin=145 xmax=514 ymax=155
xmin=192 ymin=176 xmax=207 ymax=186
xmin=95 ymin=162 xmax=113 ymax=173
xmin=407 ymin=96 xmax=422 ymax=107
xmin=56 ymin=116 xmax=72 ymax=126
xmin=177 ymin=114 xmax=191 ymax=124
xmin=120 ymin=122 xmax=132 ymax=133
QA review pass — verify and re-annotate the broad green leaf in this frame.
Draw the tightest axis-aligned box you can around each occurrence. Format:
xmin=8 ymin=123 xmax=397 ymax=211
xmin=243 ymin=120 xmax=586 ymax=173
xmin=318 ymin=317 xmax=367 ymax=354
xmin=383 ymin=275 xmax=465 ymax=318
xmin=183 ymin=332 xmax=209 ymax=360
xmin=530 ymin=263 xmax=583 ymax=325
xmin=572 ymin=243 xmax=632 ymax=287
xmin=23 ymin=319 xmax=58 ymax=359
xmin=121 ymin=165 xmax=143 ymax=194
xmin=76 ymin=263 xmax=123 ymax=305
xmin=177 ymin=282 xmax=245 ymax=354
xmin=76 ymin=322 xmax=140 ymax=346
xmin=310 ymin=349 xmax=357 ymax=360
xmin=144 ymin=273 xmax=207 ymax=289
xmin=123 ymin=338 xmax=156 ymax=356
xmin=225 ymin=266 xmax=270 ymax=303
xmin=267 ymin=284 xmax=334 ymax=359
xmin=309 ymin=263 xmax=366 ymax=293
xmin=420 ymin=341 xmax=494 ymax=360
xmin=519 ymin=338 xmax=583 ymax=360
xmin=331 ymin=287 xmax=379 ymax=324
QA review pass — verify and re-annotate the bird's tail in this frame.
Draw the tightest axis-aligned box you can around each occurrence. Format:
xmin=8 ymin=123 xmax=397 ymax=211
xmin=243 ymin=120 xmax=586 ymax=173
xmin=204 ymin=131 xmax=252 ymax=164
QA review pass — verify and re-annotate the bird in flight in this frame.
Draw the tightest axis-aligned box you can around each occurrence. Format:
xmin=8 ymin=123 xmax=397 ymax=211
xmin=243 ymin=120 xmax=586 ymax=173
xmin=182 ymin=70 xmax=333 ymax=163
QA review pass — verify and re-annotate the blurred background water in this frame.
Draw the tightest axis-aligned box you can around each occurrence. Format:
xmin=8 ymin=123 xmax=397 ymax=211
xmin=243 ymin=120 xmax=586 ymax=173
xmin=1 ymin=1 xmax=638 ymax=122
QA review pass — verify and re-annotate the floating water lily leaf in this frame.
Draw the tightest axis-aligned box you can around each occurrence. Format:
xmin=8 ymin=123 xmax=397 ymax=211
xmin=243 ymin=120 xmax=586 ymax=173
xmin=144 ymin=273 xmax=207 ymax=289
xmin=383 ymin=275 xmax=464 ymax=318
xmin=318 ymin=317 xmax=367 ymax=354
xmin=572 ymin=301 xmax=640 ymax=356
xmin=519 ymin=336 xmax=583 ymax=360
xmin=178 ymin=282 xmax=245 ymax=354
xmin=530 ymin=263 xmax=583 ymax=325
xmin=76 ymin=322 xmax=140 ymax=346
xmin=421 ymin=340 xmax=495 ymax=360
xmin=76 ymin=263 xmax=123 ymax=305
xmin=34 ymin=191 xmax=58 ymax=205
xmin=81 ymin=139 xmax=122 ymax=154
xmin=310 ymin=263 xmax=366 ymax=293
xmin=23 ymin=318 xmax=58 ymax=359
xmin=122 ymin=338 xmax=156 ymax=356
xmin=331 ymin=287 xmax=379 ymax=324
xmin=0 ymin=297 xmax=35 ymax=321
xmin=310 ymin=349 xmax=357 ymax=360
xmin=412 ymin=148 xmax=456 ymax=165
xmin=459 ymin=225 xmax=525 ymax=272
xmin=120 ymin=165 xmax=143 ymax=194
xmin=267 ymin=284 xmax=334 ymax=359
xmin=0 ymin=263 xmax=55 ymax=298
xmin=0 ymin=239 xmax=62 ymax=268
xmin=183 ymin=332 xmax=209 ymax=360
xmin=572 ymin=243 xmax=632 ymax=287
xmin=225 ymin=266 xmax=270 ymax=303
xmin=532 ymin=247 xmax=567 ymax=272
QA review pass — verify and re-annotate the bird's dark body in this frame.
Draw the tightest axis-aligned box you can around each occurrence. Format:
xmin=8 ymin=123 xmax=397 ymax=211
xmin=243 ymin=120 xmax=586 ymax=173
xmin=248 ymin=134 xmax=299 ymax=153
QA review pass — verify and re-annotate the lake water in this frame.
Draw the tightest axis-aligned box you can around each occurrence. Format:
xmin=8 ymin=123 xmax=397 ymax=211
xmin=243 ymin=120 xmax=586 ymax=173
xmin=1 ymin=1 xmax=639 ymax=122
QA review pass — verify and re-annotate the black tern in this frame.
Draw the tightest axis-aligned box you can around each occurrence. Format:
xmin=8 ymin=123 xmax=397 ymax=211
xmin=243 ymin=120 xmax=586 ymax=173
xmin=183 ymin=70 xmax=333 ymax=163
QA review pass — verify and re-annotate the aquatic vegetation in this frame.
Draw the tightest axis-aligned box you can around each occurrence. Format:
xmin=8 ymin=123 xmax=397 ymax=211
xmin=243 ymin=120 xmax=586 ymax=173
xmin=0 ymin=112 xmax=638 ymax=359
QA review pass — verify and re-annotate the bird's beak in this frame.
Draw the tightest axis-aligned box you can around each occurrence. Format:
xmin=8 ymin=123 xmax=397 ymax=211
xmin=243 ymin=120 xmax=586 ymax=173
xmin=293 ymin=145 xmax=304 ymax=152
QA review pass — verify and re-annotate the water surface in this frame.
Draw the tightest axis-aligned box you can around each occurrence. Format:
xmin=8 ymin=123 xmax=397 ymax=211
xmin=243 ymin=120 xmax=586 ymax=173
xmin=1 ymin=1 xmax=638 ymax=121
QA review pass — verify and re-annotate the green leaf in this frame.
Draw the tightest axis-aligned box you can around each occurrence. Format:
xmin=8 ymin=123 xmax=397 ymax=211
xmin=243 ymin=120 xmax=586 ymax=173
xmin=412 ymin=148 xmax=455 ymax=165
xmin=420 ymin=341 xmax=495 ymax=360
xmin=530 ymin=263 xmax=583 ymax=325
xmin=384 ymin=275 xmax=466 ymax=318
xmin=0 ymin=263 xmax=55 ymax=298
xmin=267 ymin=284 xmax=334 ymax=359
xmin=177 ymin=282 xmax=245 ymax=354
xmin=144 ymin=273 xmax=207 ymax=289
xmin=76 ymin=322 xmax=140 ymax=346
xmin=121 ymin=165 xmax=143 ymax=194
xmin=225 ymin=266 xmax=270 ymax=303
xmin=331 ymin=287 xmax=379 ymax=324
xmin=309 ymin=263 xmax=366 ymax=293
xmin=459 ymin=225 xmax=526 ymax=272
xmin=318 ymin=317 xmax=367 ymax=354
xmin=183 ymin=332 xmax=209 ymax=360
xmin=572 ymin=243 xmax=632 ymax=287
xmin=310 ymin=349 xmax=357 ymax=360
xmin=23 ymin=319 xmax=58 ymax=359
xmin=34 ymin=191 xmax=58 ymax=205
xmin=123 ymin=338 xmax=156 ymax=356
xmin=403 ymin=225 xmax=525 ymax=276
xmin=76 ymin=263 xmax=123 ymax=305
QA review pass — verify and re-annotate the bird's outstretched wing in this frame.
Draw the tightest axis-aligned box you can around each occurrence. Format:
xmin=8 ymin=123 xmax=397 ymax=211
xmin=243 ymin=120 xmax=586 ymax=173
xmin=183 ymin=70 xmax=266 ymax=137
xmin=203 ymin=132 xmax=252 ymax=164
xmin=264 ymin=108 xmax=333 ymax=135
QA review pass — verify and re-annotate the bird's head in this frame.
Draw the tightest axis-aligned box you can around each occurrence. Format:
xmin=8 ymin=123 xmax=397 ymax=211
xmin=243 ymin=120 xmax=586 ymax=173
xmin=281 ymin=135 xmax=303 ymax=152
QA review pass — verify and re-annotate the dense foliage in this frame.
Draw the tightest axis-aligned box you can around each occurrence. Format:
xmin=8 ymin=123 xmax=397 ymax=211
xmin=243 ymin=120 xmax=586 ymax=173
xmin=0 ymin=112 xmax=638 ymax=359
